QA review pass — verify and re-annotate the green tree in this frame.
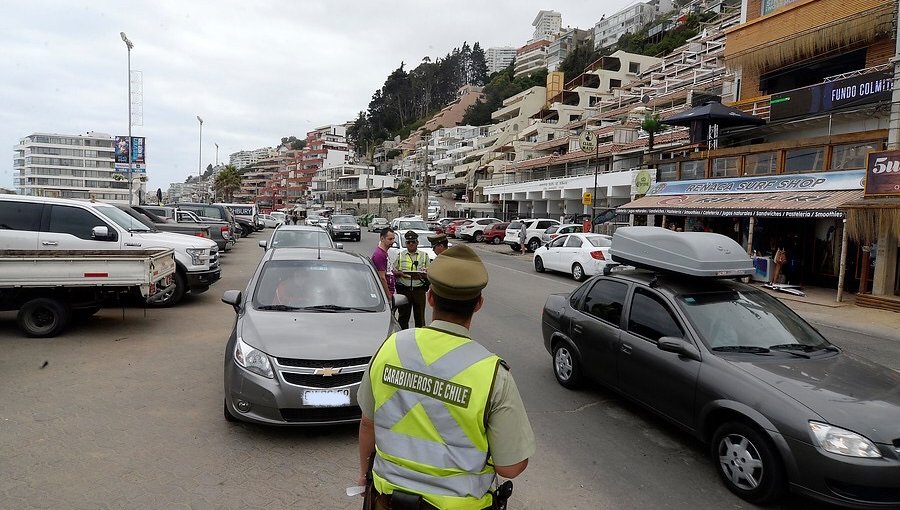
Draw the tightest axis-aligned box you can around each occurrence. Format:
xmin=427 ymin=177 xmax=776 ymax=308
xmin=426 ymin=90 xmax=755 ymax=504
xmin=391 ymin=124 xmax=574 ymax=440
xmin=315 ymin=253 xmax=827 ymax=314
xmin=558 ymin=40 xmax=601 ymax=82
xmin=290 ymin=139 xmax=306 ymax=150
xmin=214 ymin=164 xmax=242 ymax=202
xmin=641 ymin=112 xmax=664 ymax=154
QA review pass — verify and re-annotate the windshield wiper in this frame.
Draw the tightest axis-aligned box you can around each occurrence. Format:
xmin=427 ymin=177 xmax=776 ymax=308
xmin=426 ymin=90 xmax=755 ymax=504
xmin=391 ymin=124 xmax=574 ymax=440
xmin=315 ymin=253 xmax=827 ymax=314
xmin=302 ymin=304 xmax=374 ymax=312
xmin=768 ymin=344 xmax=816 ymax=358
xmin=257 ymin=304 xmax=303 ymax=311
xmin=711 ymin=345 xmax=771 ymax=354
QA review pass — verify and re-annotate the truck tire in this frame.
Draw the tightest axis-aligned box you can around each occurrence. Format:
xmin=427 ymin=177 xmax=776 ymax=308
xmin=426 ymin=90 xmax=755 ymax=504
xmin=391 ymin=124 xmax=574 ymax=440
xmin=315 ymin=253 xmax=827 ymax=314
xmin=147 ymin=271 xmax=186 ymax=308
xmin=17 ymin=298 xmax=72 ymax=338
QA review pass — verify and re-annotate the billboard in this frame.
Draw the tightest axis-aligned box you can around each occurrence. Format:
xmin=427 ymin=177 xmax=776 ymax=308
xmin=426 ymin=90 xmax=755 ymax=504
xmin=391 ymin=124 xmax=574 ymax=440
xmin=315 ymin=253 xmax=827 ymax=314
xmin=115 ymin=136 xmax=146 ymax=165
xmin=864 ymin=150 xmax=900 ymax=197
xmin=645 ymin=170 xmax=865 ymax=196
xmin=769 ymin=70 xmax=893 ymax=121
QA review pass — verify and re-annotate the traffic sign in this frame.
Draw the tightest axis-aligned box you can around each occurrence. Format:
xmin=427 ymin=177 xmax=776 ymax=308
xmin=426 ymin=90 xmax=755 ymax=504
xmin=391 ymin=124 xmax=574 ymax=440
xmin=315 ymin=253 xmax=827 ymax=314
xmin=578 ymin=130 xmax=597 ymax=152
xmin=582 ymin=191 xmax=593 ymax=205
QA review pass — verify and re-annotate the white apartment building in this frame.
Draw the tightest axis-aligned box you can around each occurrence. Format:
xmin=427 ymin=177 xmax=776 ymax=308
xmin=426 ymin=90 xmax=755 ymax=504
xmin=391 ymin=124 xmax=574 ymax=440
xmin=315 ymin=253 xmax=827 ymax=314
xmin=229 ymin=147 xmax=274 ymax=170
xmin=514 ymin=40 xmax=551 ymax=78
xmin=13 ymin=132 xmax=145 ymax=204
xmin=311 ymin=164 xmax=393 ymax=204
xmin=486 ymin=47 xmax=517 ymax=74
xmin=532 ymin=10 xmax=562 ymax=42
xmin=594 ymin=0 xmax=674 ymax=50
xmin=546 ymin=28 xmax=593 ymax=72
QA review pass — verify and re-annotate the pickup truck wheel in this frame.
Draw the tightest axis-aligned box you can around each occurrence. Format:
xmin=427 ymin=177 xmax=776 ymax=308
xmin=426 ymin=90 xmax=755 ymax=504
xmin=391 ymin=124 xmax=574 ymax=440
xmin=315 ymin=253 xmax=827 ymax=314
xmin=147 ymin=271 xmax=186 ymax=308
xmin=17 ymin=298 xmax=71 ymax=338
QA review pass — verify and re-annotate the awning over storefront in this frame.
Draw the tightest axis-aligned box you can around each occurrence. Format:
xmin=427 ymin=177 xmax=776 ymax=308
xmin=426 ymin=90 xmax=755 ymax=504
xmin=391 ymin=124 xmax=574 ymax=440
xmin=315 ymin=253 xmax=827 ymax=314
xmin=619 ymin=190 xmax=863 ymax=218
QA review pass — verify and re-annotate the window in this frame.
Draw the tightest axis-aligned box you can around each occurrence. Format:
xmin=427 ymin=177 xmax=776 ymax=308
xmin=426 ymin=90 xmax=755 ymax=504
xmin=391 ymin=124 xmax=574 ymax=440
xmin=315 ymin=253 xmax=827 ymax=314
xmin=784 ymin=147 xmax=825 ymax=174
xmin=628 ymin=289 xmax=683 ymax=342
xmin=658 ymin=162 xmax=677 ymax=182
xmin=609 ymin=78 xmax=622 ymax=89
xmin=582 ymin=279 xmax=628 ymax=325
xmin=564 ymin=236 xmax=583 ymax=248
xmin=628 ymin=62 xmax=640 ymax=74
xmin=745 ymin=152 xmax=777 ymax=176
xmin=536 ymin=220 xmax=555 ymax=229
xmin=0 ymin=201 xmax=43 ymax=231
xmin=831 ymin=142 xmax=881 ymax=171
xmin=549 ymin=236 xmax=567 ymax=248
xmin=680 ymin=160 xmax=705 ymax=180
xmin=712 ymin=157 xmax=740 ymax=178
xmin=47 ymin=205 xmax=110 ymax=240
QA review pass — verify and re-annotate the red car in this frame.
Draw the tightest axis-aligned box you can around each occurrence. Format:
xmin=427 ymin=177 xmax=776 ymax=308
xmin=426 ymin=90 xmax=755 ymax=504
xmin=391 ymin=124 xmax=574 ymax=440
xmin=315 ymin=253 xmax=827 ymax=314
xmin=445 ymin=219 xmax=469 ymax=238
xmin=482 ymin=222 xmax=509 ymax=244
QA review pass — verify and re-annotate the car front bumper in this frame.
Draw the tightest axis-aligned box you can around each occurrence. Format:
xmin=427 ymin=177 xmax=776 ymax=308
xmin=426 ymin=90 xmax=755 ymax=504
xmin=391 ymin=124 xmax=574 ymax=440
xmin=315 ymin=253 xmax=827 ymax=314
xmin=331 ymin=230 xmax=360 ymax=239
xmin=185 ymin=267 xmax=221 ymax=293
xmin=784 ymin=436 xmax=900 ymax=508
xmin=224 ymin=358 xmax=364 ymax=426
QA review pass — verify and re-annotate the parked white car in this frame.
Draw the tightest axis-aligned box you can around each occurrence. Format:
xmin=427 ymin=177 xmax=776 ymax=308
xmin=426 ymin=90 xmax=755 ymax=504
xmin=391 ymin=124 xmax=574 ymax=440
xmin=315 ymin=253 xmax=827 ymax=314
xmin=258 ymin=214 xmax=283 ymax=228
xmin=456 ymin=217 xmax=501 ymax=242
xmin=541 ymin=223 xmax=584 ymax=243
xmin=533 ymin=233 xmax=612 ymax=281
xmin=504 ymin=218 xmax=560 ymax=252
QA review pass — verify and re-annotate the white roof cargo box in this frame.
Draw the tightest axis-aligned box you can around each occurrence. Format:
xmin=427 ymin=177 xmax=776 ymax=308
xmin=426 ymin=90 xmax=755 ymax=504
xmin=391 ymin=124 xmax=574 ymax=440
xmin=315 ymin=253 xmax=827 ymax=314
xmin=610 ymin=227 xmax=753 ymax=278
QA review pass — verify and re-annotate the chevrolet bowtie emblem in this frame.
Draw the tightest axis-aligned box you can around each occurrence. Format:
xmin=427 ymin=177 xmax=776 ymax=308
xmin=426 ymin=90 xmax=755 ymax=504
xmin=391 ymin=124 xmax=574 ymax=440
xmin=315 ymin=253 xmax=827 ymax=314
xmin=317 ymin=367 xmax=341 ymax=376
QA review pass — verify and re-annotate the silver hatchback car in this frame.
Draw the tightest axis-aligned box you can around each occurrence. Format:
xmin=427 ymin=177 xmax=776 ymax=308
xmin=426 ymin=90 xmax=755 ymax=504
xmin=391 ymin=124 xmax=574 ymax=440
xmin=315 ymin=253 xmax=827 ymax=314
xmin=221 ymin=248 xmax=400 ymax=426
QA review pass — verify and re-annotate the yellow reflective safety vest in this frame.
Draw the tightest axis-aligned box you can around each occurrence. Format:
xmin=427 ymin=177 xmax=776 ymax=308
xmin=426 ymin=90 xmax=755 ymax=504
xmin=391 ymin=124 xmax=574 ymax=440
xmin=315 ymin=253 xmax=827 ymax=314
xmin=395 ymin=249 xmax=429 ymax=288
xmin=370 ymin=328 xmax=501 ymax=510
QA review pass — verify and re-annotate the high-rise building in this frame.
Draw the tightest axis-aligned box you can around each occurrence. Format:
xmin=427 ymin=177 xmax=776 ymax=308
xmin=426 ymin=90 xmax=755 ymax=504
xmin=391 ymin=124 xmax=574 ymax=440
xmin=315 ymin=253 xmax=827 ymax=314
xmin=229 ymin=147 xmax=274 ymax=170
xmin=514 ymin=40 xmax=551 ymax=78
xmin=486 ymin=47 xmax=517 ymax=74
xmin=532 ymin=10 xmax=562 ymax=42
xmin=13 ymin=132 xmax=144 ymax=203
xmin=593 ymin=0 xmax=674 ymax=50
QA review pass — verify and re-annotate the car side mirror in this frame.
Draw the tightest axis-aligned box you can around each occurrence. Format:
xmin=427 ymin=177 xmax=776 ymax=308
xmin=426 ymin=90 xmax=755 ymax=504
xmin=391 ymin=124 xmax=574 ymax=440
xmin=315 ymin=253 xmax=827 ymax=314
xmin=657 ymin=336 xmax=701 ymax=361
xmin=335 ymin=243 xmax=344 ymax=250
xmin=221 ymin=290 xmax=242 ymax=313
xmin=258 ymin=240 xmax=267 ymax=249
xmin=92 ymin=226 xmax=111 ymax=240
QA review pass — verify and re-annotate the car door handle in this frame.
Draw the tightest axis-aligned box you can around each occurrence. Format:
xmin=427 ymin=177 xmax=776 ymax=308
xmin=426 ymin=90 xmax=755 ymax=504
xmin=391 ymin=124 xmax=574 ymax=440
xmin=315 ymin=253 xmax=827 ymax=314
xmin=573 ymin=324 xmax=583 ymax=334
xmin=621 ymin=344 xmax=633 ymax=355
xmin=41 ymin=241 xmax=58 ymax=246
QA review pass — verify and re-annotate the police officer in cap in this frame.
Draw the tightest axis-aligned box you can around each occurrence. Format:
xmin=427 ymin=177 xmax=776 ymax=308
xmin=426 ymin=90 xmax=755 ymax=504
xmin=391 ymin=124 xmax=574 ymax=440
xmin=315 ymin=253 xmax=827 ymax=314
xmin=393 ymin=230 xmax=430 ymax=329
xmin=427 ymin=233 xmax=449 ymax=256
xmin=357 ymin=244 xmax=535 ymax=510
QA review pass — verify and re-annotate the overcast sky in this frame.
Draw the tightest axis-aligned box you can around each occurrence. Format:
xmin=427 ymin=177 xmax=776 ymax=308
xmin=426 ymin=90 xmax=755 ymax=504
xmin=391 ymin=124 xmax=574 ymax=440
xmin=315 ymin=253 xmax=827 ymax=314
xmin=2 ymin=0 xmax=636 ymax=194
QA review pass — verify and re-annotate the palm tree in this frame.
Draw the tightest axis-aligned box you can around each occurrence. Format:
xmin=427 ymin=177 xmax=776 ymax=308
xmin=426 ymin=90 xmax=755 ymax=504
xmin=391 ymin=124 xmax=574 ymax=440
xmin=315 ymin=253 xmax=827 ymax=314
xmin=641 ymin=112 xmax=664 ymax=154
xmin=214 ymin=165 xmax=242 ymax=202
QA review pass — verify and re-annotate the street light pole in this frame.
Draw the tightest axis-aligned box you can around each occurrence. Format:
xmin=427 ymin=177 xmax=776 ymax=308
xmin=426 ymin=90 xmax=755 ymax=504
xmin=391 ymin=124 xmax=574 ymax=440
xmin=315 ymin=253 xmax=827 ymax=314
xmin=120 ymin=32 xmax=134 ymax=205
xmin=197 ymin=115 xmax=203 ymax=201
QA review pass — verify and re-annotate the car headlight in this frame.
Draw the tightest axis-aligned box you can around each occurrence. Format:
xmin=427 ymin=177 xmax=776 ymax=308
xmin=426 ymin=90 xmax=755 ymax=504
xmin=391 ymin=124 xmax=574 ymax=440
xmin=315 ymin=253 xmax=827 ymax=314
xmin=234 ymin=337 xmax=274 ymax=378
xmin=185 ymin=248 xmax=208 ymax=266
xmin=809 ymin=421 xmax=882 ymax=458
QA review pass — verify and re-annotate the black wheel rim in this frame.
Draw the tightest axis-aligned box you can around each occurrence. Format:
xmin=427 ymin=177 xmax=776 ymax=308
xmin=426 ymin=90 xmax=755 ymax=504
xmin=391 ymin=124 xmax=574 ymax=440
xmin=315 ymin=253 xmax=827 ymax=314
xmin=26 ymin=307 xmax=56 ymax=334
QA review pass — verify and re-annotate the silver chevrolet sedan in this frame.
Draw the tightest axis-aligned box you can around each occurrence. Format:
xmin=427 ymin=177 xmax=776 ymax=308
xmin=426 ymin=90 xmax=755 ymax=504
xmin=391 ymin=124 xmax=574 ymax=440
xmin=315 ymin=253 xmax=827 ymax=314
xmin=221 ymin=247 xmax=401 ymax=426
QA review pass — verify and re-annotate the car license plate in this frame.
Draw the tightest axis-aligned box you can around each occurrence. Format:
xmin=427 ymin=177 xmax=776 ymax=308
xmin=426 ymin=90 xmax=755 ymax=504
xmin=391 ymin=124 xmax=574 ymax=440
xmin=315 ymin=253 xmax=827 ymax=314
xmin=303 ymin=389 xmax=351 ymax=407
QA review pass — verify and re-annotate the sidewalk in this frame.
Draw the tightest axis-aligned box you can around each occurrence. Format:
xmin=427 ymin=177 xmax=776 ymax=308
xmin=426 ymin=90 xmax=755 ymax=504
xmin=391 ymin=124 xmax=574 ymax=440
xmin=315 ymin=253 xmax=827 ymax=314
xmin=750 ymin=284 xmax=900 ymax=340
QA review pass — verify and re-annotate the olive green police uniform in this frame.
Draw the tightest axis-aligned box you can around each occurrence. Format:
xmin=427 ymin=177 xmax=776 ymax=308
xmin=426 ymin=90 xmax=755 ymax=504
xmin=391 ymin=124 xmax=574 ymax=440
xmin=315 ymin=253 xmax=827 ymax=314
xmin=358 ymin=245 xmax=535 ymax=510
xmin=394 ymin=230 xmax=429 ymax=329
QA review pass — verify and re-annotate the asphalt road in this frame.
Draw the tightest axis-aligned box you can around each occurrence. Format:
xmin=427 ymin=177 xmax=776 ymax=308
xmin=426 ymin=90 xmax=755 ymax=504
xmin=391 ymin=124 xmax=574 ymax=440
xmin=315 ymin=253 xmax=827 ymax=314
xmin=1 ymin=228 xmax=894 ymax=509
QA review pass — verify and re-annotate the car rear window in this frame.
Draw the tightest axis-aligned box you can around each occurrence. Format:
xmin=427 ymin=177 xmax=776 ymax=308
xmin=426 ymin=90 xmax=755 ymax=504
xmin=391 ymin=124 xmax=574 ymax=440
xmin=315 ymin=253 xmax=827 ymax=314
xmin=509 ymin=221 xmax=523 ymax=229
xmin=587 ymin=236 xmax=612 ymax=247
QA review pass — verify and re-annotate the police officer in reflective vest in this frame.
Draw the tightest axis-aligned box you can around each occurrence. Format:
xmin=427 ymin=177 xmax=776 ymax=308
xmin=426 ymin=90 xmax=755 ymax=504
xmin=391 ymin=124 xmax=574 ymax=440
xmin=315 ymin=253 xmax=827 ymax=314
xmin=393 ymin=230 xmax=430 ymax=329
xmin=357 ymin=244 xmax=535 ymax=509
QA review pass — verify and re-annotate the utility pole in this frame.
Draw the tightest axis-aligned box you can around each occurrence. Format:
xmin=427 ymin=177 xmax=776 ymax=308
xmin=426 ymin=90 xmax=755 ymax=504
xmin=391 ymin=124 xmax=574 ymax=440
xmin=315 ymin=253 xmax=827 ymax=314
xmin=421 ymin=134 xmax=429 ymax=217
xmin=120 ymin=32 xmax=134 ymax=205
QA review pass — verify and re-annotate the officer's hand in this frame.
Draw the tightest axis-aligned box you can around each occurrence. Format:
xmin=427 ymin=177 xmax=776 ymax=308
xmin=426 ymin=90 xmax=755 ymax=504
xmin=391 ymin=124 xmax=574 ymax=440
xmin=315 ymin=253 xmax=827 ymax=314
xmin=356 ymin=473 xmax=367 ymax=488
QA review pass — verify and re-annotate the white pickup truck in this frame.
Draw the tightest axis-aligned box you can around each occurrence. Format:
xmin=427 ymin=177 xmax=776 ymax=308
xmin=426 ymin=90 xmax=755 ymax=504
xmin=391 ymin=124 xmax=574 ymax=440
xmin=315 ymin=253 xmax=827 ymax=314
xmin=0 ymin=248 xmax=176 ymax=337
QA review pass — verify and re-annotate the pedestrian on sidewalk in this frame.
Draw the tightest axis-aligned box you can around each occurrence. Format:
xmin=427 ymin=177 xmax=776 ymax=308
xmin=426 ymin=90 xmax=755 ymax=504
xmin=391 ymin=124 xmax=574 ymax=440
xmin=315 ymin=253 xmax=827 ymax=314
xmin=519 ymin=220 xmax=528 ymax=255
xmin=357 ymin=244 xmax=534 ymax=510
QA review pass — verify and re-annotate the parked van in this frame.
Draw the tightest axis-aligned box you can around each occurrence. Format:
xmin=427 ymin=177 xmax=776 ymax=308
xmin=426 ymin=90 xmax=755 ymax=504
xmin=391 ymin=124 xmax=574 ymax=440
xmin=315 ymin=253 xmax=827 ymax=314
xmin=217 ymin=202 xmax=261 ymax=235
xmin=0 ymin=195 xmax=220 ymax=307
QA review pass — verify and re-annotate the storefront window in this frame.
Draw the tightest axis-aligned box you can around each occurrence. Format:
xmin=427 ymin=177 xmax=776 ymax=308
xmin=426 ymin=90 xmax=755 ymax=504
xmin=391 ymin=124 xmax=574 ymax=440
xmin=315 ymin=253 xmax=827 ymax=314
xmin=712 ymin=157 xmax=740 ymax=178
xmin=658 ymin=162 xmax=677 ymax=181
xmin=680 ymin=160 xmax=705 ymax=180
xmin=745 ymin=152 xmax=777 ymax=175
xmin=831 ymin=142 xmax=881 ymax=171
xmin=784 ymin=147 xmax=825 ymax=174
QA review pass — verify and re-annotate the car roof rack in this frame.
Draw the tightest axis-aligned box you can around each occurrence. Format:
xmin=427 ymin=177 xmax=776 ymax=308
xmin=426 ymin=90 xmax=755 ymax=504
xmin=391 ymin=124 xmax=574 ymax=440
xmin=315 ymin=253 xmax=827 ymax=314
xmin=609 ymin=227 xmax=753 ymax=279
